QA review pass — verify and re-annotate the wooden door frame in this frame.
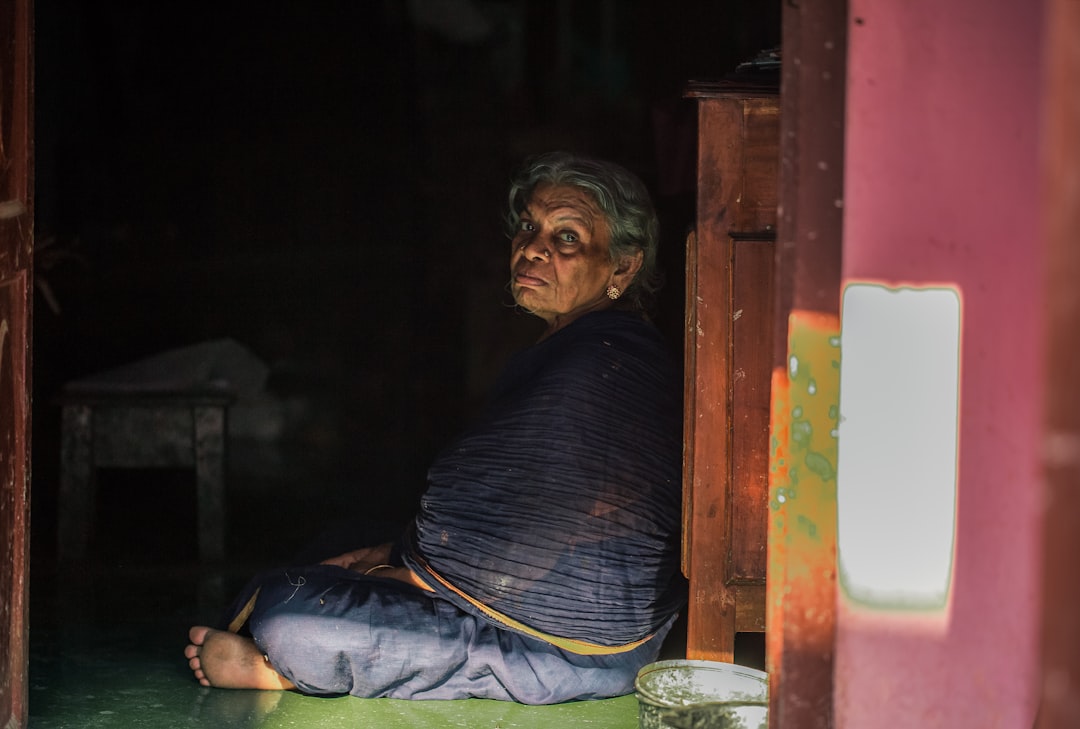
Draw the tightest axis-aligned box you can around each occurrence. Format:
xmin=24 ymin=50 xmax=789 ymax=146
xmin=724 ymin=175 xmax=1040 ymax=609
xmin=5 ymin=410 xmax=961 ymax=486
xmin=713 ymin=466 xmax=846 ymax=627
xmin=767 ymin=0 xmax=846 ymax=727
xmin=0 ymin=0 xmax=34 ymax=727
xmin=1037 ymin=0 xmax=1080 ymax=726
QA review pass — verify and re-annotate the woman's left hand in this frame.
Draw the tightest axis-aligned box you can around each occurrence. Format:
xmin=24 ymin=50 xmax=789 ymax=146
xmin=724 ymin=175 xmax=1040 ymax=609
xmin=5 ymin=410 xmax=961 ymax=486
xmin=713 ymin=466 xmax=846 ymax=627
xmin=320 ymin=544 xmax=435 ymax=593
xmin=320 ymin=542 xmax=393 ymax=572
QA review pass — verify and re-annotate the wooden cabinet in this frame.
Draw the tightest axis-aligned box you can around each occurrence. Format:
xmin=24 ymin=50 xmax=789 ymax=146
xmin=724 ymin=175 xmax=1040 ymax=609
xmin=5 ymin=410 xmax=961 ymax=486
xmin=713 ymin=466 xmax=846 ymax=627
xmin=682 ymin=85 xmax=780 ymax=662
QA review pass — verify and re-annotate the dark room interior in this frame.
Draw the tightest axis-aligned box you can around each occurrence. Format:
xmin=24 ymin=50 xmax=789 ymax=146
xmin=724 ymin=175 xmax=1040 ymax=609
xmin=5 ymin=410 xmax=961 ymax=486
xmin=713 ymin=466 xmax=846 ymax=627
xmin=26 ymin=1 xmax=780 ymax=725
xmin=32 ymin=0 xmax=780 ymax=561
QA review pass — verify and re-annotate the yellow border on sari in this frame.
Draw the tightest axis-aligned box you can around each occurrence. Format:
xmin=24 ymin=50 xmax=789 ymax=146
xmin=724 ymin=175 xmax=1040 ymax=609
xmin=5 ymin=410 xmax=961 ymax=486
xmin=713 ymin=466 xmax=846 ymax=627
xmin=411 ymin=557 xmax=654 ymax=656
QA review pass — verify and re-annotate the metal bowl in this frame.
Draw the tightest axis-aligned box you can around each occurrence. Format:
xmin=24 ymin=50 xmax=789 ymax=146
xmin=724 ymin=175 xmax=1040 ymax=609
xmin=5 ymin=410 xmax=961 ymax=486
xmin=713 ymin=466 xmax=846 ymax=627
xmin=635 ymin=660 xmax=768 ymax=729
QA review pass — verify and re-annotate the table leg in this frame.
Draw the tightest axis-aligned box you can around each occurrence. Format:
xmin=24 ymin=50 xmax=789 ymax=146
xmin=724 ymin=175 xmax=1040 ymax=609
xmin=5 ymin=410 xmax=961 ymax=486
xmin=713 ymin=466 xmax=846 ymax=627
xmin=58 ymin=404 xmax=94 ymax=563
xmin=193 ymin=406 xmax=227 ymax=562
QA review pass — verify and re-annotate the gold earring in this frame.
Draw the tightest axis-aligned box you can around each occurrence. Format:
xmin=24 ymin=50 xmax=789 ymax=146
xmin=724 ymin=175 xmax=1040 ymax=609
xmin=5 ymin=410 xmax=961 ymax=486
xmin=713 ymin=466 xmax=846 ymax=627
xmin=606 ymin=285 xmax=621 ymax=300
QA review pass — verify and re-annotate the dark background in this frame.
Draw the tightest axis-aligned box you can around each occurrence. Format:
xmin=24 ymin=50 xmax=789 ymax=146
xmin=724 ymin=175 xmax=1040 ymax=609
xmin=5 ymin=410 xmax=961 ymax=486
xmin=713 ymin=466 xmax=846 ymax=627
xmin=31 ymin=0 xmax=780 ymax=564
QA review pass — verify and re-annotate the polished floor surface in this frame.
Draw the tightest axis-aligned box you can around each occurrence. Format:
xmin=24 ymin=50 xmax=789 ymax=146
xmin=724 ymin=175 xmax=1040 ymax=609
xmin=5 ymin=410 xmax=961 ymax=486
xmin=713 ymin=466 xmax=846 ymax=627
xmin=28 ymin=560 xmax=640 ymax=729
xmin=28 ymin=561 xmax=640 ymax=728
xmin=27 ymin=441 xmax=645 ymax=728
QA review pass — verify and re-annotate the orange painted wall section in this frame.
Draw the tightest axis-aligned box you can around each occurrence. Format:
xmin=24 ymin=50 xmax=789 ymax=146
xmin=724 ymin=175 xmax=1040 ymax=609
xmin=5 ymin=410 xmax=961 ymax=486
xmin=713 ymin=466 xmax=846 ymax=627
xmin=768 ymin=312 xmax=840 ymax=724
xmin=837 ymin=0 xmax=1045 ymax=727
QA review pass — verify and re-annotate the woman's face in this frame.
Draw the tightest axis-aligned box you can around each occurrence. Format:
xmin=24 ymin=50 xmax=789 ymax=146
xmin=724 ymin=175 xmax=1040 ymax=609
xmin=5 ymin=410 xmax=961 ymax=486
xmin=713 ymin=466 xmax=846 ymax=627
xmin=510 ymin=184 xmax=638 ymax=333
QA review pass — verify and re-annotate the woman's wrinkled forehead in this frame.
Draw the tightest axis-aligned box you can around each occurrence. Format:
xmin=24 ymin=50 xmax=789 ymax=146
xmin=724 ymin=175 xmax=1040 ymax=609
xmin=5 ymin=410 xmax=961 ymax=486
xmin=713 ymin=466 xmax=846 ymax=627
xmin=523 ymin=183 xmax=605 ymax=225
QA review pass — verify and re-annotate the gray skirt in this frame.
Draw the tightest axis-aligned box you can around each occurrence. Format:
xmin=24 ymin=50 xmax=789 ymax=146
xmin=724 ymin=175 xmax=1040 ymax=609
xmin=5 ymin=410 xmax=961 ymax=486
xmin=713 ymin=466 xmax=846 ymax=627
xmin=225 ymin=564 xmax=675 ymax=704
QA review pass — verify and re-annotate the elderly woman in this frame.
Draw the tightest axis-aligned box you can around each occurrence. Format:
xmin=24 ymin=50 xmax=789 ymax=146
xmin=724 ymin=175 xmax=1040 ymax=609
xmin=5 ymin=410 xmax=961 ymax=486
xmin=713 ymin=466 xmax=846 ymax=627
xmin=185 ymin=151 xmax=685 ymax=703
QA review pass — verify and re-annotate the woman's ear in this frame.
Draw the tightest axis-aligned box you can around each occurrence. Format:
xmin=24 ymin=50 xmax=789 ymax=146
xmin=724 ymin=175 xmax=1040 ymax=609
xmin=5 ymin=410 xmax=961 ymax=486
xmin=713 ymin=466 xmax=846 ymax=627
xmin=612 ymin=249 xmax=644 ymax=290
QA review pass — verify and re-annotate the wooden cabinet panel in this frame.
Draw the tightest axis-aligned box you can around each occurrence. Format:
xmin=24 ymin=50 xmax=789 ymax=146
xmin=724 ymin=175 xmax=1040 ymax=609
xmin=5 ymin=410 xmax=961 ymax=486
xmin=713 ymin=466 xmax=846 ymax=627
xmin=683 ymin=88 xmax=779 ymax=662
xmin=729 ymin=240 xmax=774 ymax=583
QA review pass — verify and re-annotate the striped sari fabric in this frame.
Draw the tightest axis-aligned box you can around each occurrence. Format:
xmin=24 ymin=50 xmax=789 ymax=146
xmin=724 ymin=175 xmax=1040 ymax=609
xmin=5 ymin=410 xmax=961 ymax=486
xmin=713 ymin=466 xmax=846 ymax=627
xmin=405 ymin=310 xmax=686 ymax=650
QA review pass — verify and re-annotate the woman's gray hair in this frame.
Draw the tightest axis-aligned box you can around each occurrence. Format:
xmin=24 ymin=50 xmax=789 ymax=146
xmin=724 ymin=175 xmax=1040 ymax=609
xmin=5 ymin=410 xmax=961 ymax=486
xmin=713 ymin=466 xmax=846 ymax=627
xmin=505 ymin=151 xmax=662 ymax=315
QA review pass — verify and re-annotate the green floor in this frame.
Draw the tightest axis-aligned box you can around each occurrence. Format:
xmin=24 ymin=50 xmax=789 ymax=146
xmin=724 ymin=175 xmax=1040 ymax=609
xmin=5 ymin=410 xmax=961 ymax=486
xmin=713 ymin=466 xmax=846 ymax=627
xmin=27 ymin=443 xmax=646 ymax=728
xmin=28 ymin=560 xmax=641 ymax=729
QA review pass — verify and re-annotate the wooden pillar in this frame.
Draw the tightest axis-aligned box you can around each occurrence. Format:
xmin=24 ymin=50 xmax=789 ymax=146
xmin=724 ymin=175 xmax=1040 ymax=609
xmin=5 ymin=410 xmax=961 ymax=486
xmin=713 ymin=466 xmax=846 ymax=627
xmin=768 ymin=0 xmax=847 ymax=727
xmin=0 ymin=0 xmax=34 ymax=726
xmin=1038 ymin=0 xmax=1080 ymax=725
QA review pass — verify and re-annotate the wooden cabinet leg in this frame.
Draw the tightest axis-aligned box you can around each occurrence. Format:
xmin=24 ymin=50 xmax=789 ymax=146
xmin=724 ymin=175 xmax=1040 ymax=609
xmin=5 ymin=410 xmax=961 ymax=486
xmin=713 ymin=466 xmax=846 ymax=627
xmin=687 ymin=581 xmax=737 ymax=663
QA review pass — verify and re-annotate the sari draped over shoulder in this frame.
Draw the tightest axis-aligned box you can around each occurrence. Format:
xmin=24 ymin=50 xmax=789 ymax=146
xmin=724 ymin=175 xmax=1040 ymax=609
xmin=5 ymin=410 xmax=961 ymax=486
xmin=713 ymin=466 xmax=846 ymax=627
xmin=403 ymin=310 xmax=685 ymax=650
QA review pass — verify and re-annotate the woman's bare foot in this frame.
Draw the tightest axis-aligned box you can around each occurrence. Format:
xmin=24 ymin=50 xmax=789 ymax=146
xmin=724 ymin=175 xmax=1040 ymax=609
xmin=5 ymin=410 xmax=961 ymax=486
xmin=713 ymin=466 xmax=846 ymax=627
xmin=184 ymin=626 xmax=295 ymax=690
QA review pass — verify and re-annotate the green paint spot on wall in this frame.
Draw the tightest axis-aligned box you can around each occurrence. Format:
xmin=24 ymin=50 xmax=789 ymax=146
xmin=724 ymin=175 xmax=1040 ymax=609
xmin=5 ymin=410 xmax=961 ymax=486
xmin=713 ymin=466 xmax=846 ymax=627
xmin=791 ymin=420 xmax=812 ymax=445
xmin=805 ymin=452 xmax=836 ymax=482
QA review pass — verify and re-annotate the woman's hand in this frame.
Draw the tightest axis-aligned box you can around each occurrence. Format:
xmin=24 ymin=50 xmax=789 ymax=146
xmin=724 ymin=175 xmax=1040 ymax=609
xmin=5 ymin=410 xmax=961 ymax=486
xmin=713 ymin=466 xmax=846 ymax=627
xmin=319 ymin=542 xmax=393 ymax=572
xmin=319 ymin=542 xmax=434 ymax=592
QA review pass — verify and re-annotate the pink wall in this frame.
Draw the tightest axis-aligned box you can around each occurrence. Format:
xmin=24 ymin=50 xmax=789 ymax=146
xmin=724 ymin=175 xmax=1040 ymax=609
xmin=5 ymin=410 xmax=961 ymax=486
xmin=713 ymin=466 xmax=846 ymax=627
xmin=838 ymin=0 xmax=1045 ymax=726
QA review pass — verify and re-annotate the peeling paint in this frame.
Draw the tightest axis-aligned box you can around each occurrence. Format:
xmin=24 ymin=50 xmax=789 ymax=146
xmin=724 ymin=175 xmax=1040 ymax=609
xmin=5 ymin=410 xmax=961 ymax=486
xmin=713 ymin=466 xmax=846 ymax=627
xmin=767 ymin=310 xmax=840 ymax=672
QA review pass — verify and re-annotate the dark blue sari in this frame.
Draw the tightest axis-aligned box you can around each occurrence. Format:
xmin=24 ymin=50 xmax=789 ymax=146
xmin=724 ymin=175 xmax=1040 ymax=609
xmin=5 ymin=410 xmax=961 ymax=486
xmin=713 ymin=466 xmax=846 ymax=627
xmin=405 ymin=310 xmax=685 ymax=649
